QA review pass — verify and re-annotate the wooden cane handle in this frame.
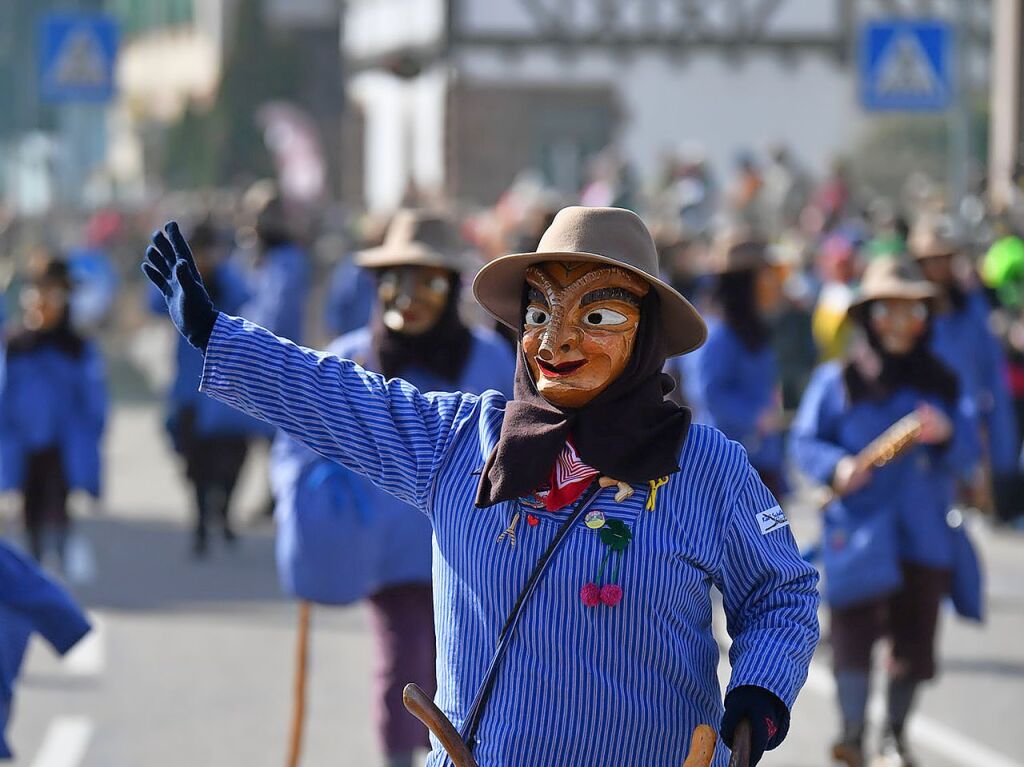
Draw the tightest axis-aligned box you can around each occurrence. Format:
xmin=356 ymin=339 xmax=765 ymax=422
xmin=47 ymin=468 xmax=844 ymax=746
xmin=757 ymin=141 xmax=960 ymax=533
xmin=402 ymin=683 xmax=479 ymax=767
xmin=682 ymin=724 xmax=718 ymax=767
xmin=728 ymin=718 xmax=752 ymax=767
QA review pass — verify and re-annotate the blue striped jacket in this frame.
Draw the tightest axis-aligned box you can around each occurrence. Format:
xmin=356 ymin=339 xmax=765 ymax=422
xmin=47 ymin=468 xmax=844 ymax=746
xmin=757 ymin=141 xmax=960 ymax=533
xmin=200 ymin=314 xmax=820 ymax=767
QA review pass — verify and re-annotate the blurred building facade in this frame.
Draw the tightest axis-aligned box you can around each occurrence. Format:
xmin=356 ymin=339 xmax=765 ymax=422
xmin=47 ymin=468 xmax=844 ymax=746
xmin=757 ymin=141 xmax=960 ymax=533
xmin=345 ymin=0 xmax=855 ymax=211
xmin=0 ymin=0 xmax=1006 ymax=215
xmin=344 ymin=0 xmax=995 ymax=212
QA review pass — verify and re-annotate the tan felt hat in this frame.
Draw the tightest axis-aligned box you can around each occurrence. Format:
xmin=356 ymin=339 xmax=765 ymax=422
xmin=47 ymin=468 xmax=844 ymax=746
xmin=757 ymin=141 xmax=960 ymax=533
xmin=848 ymin=256 xmax=937 ymax=319
xmin=356 ymin=209 xmax=471 ymax=272
xmin=908 ymin=213 xmax=960 ymax=260
xmin=472 ymin=206 xmax=707 ymax=357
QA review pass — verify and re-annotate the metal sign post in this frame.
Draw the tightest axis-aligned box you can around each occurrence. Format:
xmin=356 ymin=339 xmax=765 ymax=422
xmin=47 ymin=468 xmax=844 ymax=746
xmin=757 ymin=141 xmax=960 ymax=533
xmin=859 ymin=18 xmax=968 ymax=210
xmin=37 ymin=12 xmax=118 ymax=209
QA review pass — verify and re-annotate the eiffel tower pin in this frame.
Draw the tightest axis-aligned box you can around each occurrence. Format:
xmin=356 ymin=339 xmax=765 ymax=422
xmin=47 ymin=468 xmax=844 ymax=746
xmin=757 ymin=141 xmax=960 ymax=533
xmin=496 ymin=511 xmax=521 ymax=547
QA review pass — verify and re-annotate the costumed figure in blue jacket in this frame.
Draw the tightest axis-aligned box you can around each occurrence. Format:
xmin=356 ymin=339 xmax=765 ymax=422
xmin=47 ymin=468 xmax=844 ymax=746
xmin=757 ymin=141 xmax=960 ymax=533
xmin=236 ymin=186 xmax=310 ymax=344
xmin=683 ymin=229 xmax=787 ymax=497
xmin=322 ymin=218 xmax=382 ymax=339
xmin=0 ymin=256 xmax=107 ymax=565
xmin=144 ymin=206 xmax=820 ymax=767
xmin=908 ymin=214 xmax=1019 ymax=519
xmin=150 ymin=219 xmax=271 ymax=557
xmin=273 ymin=210 xmax=515 ymax=767
xmin=791 ymin=257 xmax=982 ymax=767
xmin=0 ymin=539 xmax=91 ymax=760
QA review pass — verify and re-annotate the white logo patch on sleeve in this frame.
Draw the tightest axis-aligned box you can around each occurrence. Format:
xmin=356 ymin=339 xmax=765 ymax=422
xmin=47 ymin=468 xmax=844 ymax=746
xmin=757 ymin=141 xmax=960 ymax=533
xmin=756 ymin=505 xmax=789 ymax=534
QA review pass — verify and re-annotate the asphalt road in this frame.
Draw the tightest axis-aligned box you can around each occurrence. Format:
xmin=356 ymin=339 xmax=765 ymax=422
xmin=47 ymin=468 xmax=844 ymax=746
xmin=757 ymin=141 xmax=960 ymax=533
xmin=7 ymin=405 xmax=1024 ymax=766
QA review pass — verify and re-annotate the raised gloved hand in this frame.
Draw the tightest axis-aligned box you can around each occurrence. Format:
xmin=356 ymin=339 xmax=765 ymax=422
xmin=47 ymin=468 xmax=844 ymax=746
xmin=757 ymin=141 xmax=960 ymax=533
xmin=720 ymin=685 xmax=789 ymax=765
xmin=142 ymin=221 xmax=218 ymax=352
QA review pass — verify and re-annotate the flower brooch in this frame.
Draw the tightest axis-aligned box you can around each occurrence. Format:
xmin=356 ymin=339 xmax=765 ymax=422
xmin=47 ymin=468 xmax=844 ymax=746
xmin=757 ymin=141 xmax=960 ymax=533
xmin=580 ymin=518 xmax=632 ymax=608
xmin=579 ymin=476 xmax=670 ymax=608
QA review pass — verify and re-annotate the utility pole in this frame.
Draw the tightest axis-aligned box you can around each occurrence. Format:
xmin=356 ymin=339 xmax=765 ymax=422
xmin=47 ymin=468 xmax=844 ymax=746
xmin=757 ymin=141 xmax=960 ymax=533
xmin=988 ymin=0 xmax=1024 ymax=212
xmin=948 ymin=0 xmax=972 ymax=216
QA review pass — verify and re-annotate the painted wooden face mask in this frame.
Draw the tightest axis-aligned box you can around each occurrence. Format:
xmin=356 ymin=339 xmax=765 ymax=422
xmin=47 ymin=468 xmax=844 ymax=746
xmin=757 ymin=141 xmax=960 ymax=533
xmin=377 ymin=265 xmax=452 ymax=335
xmin=522 ymin=262 xmax=649 ymax=408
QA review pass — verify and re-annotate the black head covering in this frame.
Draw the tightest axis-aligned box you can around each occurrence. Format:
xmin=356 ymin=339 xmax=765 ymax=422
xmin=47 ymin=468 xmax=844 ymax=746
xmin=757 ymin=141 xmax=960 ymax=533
xmin=713 ymin=268 xmax=770 ymax=351
xmin=371 ymin=272 xmax=473 ymax=383
xmin=843 ymin=305 xmax=959 ymax=405
xmin=475 ymin=289 xmax=691 ymax=507
xmin=8 ymin=258 xmax=84 ymax=358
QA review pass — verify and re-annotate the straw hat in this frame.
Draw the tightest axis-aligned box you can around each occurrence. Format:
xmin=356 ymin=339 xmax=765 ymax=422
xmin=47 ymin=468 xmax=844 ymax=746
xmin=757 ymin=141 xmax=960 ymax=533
xmin=356 ymin=209 xmax=470 ymax=272
xmin=847 ymin=256 xmax=937 ymax=320
xmin=908 ymin=214 xmax=960 ymax=260
xmin=472 ymin=206 xmax=707 ymax=356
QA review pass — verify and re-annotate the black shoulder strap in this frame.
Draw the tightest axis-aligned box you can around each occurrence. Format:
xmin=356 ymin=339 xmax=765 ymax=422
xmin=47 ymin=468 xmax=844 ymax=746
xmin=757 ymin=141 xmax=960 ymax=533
xmin=458 ymin=480 xmax=603 ymax=752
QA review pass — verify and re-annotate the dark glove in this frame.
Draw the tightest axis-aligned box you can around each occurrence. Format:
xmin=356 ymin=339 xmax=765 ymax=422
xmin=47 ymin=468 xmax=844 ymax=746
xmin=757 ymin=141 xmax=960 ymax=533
xmin=142 ymin=221 xmax=218 ymax=351
xmin=720 ymin=685 xmax=789 ymax=766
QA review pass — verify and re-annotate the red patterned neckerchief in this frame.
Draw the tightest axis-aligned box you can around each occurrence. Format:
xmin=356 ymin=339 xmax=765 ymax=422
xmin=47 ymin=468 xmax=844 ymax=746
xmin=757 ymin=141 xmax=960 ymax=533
xmin=535 ymin=439 xmax=599 ymax=512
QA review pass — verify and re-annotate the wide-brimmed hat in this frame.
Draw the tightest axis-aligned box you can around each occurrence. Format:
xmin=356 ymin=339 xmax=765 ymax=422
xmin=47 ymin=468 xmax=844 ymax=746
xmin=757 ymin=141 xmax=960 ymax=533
xmin=356 ymin=209 xmax=470 ymax=272
xmin=707 ymin=227 xmax=769 ymax=274
xmin=848 ymin=256 xmax=937 ymax=320
xmin=472 ymin=206 xmax=707 ymax=356
xmin=908 ymin=214 xmax=960 ymax=260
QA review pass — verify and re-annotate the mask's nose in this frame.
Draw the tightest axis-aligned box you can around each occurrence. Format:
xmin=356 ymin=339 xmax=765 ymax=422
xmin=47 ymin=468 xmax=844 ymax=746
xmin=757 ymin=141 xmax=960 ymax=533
xmin=538 ymin=317 xmax=579 ymax=361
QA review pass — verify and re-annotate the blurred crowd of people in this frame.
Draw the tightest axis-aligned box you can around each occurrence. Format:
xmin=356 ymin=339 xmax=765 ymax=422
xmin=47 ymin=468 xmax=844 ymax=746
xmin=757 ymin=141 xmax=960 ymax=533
xmin=3 ymin=140 xmax=1024 ymax=765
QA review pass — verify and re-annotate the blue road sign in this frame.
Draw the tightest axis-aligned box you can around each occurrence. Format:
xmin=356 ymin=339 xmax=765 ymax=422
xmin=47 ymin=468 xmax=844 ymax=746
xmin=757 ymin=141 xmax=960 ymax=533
xmin=859 ymin=19 xmax=952 ymax=112
xmin=38 ymin=13 xmax=119 ymax=104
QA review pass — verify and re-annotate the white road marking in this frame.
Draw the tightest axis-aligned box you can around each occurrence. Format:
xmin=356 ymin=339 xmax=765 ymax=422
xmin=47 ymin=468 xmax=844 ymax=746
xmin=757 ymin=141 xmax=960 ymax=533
xmin=63 ymin=613 xmax=104 ymax=677
xmin=30 ymin=716 xmax=93 ymax=767
xmin=803 ymin=663 xmax=1024 ymax=767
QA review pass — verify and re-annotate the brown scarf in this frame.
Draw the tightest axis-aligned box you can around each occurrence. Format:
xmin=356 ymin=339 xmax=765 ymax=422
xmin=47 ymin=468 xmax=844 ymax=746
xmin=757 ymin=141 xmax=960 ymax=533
xmin=475 ymin=290 xmax=691 ymax=507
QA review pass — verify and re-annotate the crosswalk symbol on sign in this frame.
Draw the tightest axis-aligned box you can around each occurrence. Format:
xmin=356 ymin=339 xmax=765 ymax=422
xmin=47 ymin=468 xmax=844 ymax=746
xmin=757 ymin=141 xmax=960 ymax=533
xmin=38 ymin=13 xmax=118 ymax=103
xmin=876 ymin=33 xmax=943 ymax=99
xmin=50 ymin=27 xmax=109 ymax=89
xmin=859 ymin=20 xmax=952 ymax=112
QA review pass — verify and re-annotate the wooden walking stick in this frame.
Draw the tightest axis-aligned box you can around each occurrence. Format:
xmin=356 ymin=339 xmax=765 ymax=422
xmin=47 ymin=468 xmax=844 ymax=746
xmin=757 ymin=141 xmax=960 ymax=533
xmin=403 ymin=686 xmax=727 ymax=767
xmin=403 ymin=683 xmax=479 ymax=767
xmin=727 ymin=719 xmax=752 ymax=767
xmin=286 ymin=600 xmax=312 ymax=767
xmin=816 ymin=413 xmax=923 ymax=511
xmin=682 ymin=724 xmax=718 ymax=767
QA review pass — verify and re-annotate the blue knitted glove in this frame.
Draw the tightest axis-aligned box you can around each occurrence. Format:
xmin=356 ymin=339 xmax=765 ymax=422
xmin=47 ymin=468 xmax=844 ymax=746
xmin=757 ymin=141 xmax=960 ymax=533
xmin=142 ymin=221 xmax=218 ymax=351
xmin=720 ymin=685 xmax=789 ymax=765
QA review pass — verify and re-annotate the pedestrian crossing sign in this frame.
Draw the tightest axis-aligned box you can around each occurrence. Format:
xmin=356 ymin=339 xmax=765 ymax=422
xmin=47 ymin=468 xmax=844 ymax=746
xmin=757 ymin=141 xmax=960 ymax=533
xmin=38 ymin=13 xmax=119 ymax=104
xmin=859 ymin=19 xmax=952 ymax=112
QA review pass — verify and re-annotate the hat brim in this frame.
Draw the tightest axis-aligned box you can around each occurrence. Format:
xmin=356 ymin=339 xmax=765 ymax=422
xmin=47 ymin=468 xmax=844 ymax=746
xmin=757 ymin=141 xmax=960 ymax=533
xmin=355 ymin=244 xmax=468 ymax=271
xmin=910 ymin=247 xmax=956 ymax=261
xmin=847 ymin=283 xmax=937 ymax=318
xmin=472 ymin=250 xmax=707 ymax=357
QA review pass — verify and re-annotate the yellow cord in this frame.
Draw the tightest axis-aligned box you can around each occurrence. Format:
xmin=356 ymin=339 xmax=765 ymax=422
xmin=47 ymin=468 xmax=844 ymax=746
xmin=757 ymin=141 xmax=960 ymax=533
xmin=646 ymin=477 xmax=669 ymax=511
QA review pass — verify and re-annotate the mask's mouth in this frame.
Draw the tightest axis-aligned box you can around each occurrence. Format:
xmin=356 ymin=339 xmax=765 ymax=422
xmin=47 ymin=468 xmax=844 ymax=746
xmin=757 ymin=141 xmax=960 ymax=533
xmin=536 ymin=357 xmax=588 ymax=378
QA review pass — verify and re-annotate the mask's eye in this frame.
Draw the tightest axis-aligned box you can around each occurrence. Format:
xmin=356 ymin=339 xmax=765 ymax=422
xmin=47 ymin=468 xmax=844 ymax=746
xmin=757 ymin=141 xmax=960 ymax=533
xmin=378 ymin=272 xmax=399 ymax=301
xmin=583 ymin=308 xmax=628 ymax=326
xmin=525 ymin=306 xmax=550 ymax=327
xmin=426 ymin=276 xmax=450 ymax=295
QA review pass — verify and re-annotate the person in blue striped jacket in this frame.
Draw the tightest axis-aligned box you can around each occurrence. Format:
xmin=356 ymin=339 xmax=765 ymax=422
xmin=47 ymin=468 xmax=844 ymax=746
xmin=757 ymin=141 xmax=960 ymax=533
xmin=143 ymin=206 xmax=820 ymax=767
